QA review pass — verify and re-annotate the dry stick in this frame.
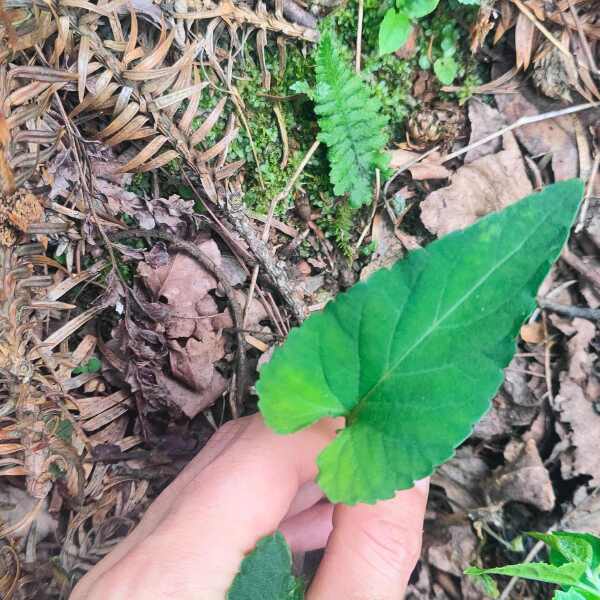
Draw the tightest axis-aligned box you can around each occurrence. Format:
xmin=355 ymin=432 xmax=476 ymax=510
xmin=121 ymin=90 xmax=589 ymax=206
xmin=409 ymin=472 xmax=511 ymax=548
xmin=441 ymin=101 xmax=600 ymax=164
xmin=109 ymin=229 xmax=247 ymax=418
xmin=510 ymin=0 xmax=574 ymax=65
xmin=243 ymin=139 xmax=321 ymax=328
xmin=566 ymin=0 xmax=599 ymax=75
xmin=575 ymin=152 xmax=600 ymax=233
xmin=354 ymin=168 xmax=380 ymax=254
xmin=355 ymin=0 xmax=364 ymax=73
xmin=538 ymin=298 xmax=600 ymax=321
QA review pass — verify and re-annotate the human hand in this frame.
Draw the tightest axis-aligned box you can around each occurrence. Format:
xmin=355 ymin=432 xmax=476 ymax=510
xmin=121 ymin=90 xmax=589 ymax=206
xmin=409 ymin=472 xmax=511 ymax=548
xmin=71 ymin=413 xmax=428 ymax=600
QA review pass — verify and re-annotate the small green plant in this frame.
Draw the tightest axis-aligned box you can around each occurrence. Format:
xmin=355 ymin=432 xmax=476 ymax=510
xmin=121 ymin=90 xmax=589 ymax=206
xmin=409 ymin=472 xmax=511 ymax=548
xmin=72 ymin=356 xmax=102 ymax=375
xmin=378 ymin=0 xmax=479 ymax=84
xmin=295 ymin=30 xmax=389 ymax=208
xmin=379 ymin=0 xmax=440 ymax=55
xmin=466 ymin=531 xmax=600 ymax=599
xmin=258 ymin=180 xmax=584 ymax=504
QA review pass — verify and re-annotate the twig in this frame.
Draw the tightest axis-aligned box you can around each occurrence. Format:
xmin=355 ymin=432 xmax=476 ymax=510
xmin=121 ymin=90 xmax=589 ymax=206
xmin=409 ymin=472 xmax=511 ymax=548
xmin=565 ymin=0 xmax=599 ymax=75
xmin=562 ymin=246 xmax=600 ymax=291
xmin=575 ymin=152 xmax=600 ymax=233
xmin=356 ymin=0 xmax=364 ymax=73
xmin=354 ymin=168 xmax=380 ymax=254
xmin=510 ymin=0 xmax=575 ymax=65
xmin=441 ymin=101 xmax=600 ymax=164
xmin=498 ymin=539 xmax=546 ymax=600
xmin=542 ymin=313 xmax=554 ymax=403
xmin=108 ymin=229 xmax=247 ymax=417
xmin=538 ymin=298 xmax=600 ymax=321
xmin=243 ymin=140 xmax=320 ymax=327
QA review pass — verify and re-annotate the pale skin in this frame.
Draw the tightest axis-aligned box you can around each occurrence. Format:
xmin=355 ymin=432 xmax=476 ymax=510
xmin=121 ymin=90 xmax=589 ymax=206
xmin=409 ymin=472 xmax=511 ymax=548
xmin=71 ymin=413 xmax=429 ymax=600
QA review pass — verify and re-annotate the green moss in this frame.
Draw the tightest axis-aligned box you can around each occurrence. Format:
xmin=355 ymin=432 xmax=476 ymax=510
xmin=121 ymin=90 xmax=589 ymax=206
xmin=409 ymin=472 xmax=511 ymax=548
xmin=328 ymin=0 xmax=415 ymax=140
xmin=178 ymin=0 xmax=478 ymax=257
xmin=227 ymin=44 xmax=328 ymax=216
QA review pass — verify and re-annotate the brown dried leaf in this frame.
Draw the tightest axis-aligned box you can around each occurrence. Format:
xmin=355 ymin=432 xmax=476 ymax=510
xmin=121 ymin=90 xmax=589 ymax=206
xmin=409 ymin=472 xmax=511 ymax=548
xmin=420 ymin=133 xmax=532 ymax=236
xmin=157 ymin=371 xmax=227 ymax=419
xmin=464 ymin=99 xmax=505 ymax=163
xmin=494 ymin=86 xmax=591 ymax=181
xmin=552 ymin=318 xmax=600 ymax=485
xmin=116 ymin=135 xmax=169 ymax=172
xmin=168 ymin=336 xmax=225 ymax=392
xmin=96 ymin=102 xmax=140 ymax=139
xmin=486 ymin=439 xmax=555 ymax=511
xmin=432 ymin=447 xmax=489 ymax=511
xmin=77 ymin=34 xmax=91 ymax=102
xmin=515 ymin=12 xmax=536 ymax=70
xmin=190 ymin=97 xmax=227 ymax=146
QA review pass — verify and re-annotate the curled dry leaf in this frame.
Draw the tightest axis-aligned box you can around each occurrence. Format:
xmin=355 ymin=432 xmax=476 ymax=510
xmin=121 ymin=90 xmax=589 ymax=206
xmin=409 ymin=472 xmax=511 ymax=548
xmin=474 ymin=356 xmax=542 ymax=439
xmin=388 ymin=149 xmax=451 ymax=180
xmin=420 ymin=132 xmax=533 ymax=236
xmin=432 ymin=447 xmax=490 ymax=512
xmin=486 ymin=438 xmax=556 ymax=512
xmin=552 ymin=317 xmax=600 ymax=485
xmin=464 ymin=99 xmax=505 ymax=163
xmin=494 ymin=84 xmax=595 ymax=181
xmin=132 ymin=238 xmax=229 ymax=417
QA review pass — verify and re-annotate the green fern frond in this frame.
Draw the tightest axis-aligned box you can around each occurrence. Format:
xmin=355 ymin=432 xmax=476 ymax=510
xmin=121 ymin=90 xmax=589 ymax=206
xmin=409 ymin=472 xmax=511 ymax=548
xmin=315 ymin=31 xmax=389 ymax=208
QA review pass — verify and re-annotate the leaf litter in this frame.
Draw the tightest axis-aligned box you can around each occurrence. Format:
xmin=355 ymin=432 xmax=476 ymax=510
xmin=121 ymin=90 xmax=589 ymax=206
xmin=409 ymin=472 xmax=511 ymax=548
xmin=1 ymin=0 xmax=600 ymax=598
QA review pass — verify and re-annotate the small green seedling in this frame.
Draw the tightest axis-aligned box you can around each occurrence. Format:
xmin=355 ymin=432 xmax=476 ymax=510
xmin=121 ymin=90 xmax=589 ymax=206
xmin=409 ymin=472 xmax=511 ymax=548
xmin=258 ymin=180 xmax=584 ymax=505
xmin=466 ymin=531 xmax=600 ymax=599
xmin=72 ymin=356 xmax=102 ymax=375
xmin=379 ymin=0 xmax=441 ymax=56
xmin=379 ymin=0 xmax=479 ymax=85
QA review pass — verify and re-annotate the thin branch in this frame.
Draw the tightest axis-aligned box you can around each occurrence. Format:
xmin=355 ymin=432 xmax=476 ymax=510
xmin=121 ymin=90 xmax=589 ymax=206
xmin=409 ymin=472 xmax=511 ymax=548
xmin=354 ymin=168 xmax=380 ymax=254
xmin=243 ymin=140 xmax=320 ymax=328
xmin=356 ymin=0 xmax=364 ymax=73
xmin=441 ymin=101 xmax=600 ymax=164
xmin=538 ymin=298 xmax=600 ymax=321
xmin=575 ymin=152 xmax=600 ymax=233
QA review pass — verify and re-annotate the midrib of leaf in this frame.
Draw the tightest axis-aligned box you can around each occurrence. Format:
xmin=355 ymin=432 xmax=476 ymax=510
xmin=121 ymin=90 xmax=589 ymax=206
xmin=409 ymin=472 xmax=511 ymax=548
xmin=348 ymin=210 xmax=549 ymax=423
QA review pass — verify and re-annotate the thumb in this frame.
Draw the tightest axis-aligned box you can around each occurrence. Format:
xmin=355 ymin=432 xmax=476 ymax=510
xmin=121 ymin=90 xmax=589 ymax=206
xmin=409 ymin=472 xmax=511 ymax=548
xmin=307 ymin=479 xmax=429 ymax=600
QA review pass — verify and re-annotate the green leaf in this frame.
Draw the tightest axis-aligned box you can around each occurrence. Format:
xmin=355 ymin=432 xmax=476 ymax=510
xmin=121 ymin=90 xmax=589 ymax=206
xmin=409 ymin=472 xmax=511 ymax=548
xmin=55 ymin=419 xmax=73 ymax=444
xmin=290 ymin=80 xmax=315 ymax=100
xmin=315 ymin=31 xmax=389 ymax=208
xmin=465 ymin=562 xmax=587 ymax=587
xmin=73 ymin=356 xmax=102 ymax=375
xmin=554 ymin=591 xmax=587 ymax=600
xmin=530 ymin=532 xmax=594 ymax=566
xmin=469 ymin=572 xmax=500 ymax=598
xmin=228 ymin=532 xmax=304 ymax=600
xmin=404 ymin=0 xmax=440 ymax=19
xmin=258 ymin=180 xmax=584 ymax=504
xmin=434 ymin=56 xmax=459 ymax=85
xmin=379 ymin=9 xmax=412 ymax=56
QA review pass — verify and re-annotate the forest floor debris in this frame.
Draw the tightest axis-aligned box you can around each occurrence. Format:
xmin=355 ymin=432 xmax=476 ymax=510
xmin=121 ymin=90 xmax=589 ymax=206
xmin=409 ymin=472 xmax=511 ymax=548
xmin=0 ymin=0 xmax=599 ymax=598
